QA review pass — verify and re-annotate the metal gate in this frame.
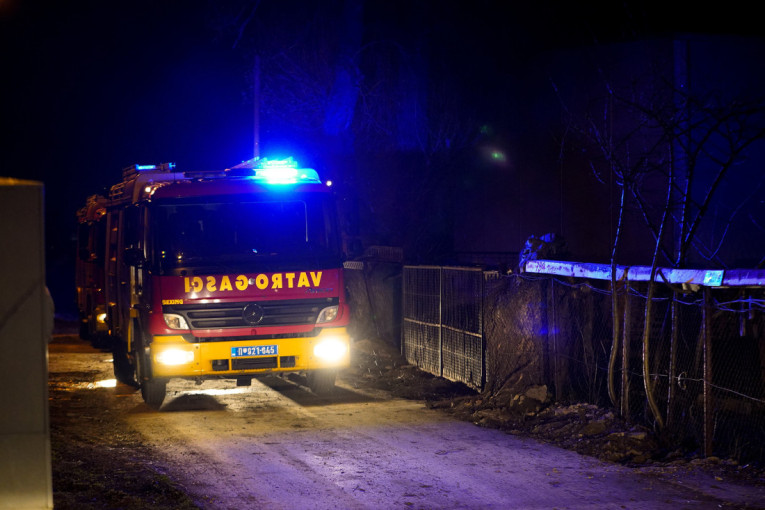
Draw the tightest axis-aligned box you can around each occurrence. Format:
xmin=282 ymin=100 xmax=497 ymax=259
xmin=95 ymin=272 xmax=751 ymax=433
xmin=402 ymin=266 xmax=484 ymax=389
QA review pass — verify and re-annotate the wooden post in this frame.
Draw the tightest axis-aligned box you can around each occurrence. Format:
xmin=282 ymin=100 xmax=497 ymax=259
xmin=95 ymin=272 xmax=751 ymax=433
xmin=667 ymin=293 xmax=679 ymax=428
xmin=548 ymin=279 xmax=560 ymax=401
xmin=621 ymin=289 xmax=631 ymax=421
xmin=703 ymin=287 xmax=714 ymax=457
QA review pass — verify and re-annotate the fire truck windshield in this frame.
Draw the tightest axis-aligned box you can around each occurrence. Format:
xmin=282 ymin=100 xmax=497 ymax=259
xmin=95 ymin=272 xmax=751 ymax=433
xmin=150 ymin=194 xmax=341 ymax=273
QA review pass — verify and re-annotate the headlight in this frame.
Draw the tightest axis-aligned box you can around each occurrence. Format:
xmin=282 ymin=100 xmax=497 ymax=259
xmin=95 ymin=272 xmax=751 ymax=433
xmin=96 ymin=313 xmax=108 ymax=323
xmin=313 ymin=337 xmax=347 ymax=362
xmin=316 ymin=305 xmax=339 ymax=324
xmin=155 ymin=348 xmax=194 ymax=366
xmin=163 ymin=313 xmax=190 ymax=330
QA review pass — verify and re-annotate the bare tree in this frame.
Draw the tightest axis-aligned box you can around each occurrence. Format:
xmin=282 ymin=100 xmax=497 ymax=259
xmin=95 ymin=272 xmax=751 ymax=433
xmin=558 ymin=44 xmax=765 ymax=428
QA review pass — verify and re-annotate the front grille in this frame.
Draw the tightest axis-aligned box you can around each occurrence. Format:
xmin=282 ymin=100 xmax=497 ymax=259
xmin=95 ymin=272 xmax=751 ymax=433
xmin=195 ymin=330 xmax=320 ymax=343
xmin=232 ymin=356 xmax=278 ymax=370
xmin=212 ymin=356 xmax=295 ymax=371
xmin=164 ymin=298 xmax=337 ymax=330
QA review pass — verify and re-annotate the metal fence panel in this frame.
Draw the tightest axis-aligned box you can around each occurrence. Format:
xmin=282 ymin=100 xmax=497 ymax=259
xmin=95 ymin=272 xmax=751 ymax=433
xmin=442 ymin=327 xmax=483 ymax=388
xmin=442 ymin=267 xmax=482 ymax=334
xmin=441 ymin=268 xmax=483 ymax=388
xmin=402 ymin=319 xmax=441 ymax=377
xmin=402 ymin=266 xmax=484 ymax=389
xmin=403 ymin=266 xmax=441 ymax=325
xmin=403 ymin=266 xmax=442 ymax=377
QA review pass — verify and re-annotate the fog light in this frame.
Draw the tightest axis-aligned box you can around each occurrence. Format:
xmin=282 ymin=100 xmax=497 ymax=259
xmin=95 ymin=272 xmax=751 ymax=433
xmin=313 ymin=338 xmax=347 ymax=362
xmin=156 ymin=349 xmax=194 ymax=366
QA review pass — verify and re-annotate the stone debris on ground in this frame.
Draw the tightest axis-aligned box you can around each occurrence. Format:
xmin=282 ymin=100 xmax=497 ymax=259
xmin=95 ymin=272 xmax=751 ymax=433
xmin=348 ymin=336 xmax=765 ymax=488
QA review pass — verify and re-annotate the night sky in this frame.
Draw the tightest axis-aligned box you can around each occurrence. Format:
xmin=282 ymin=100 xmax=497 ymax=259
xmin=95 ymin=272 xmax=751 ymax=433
xmin=2 ymin=0 xmax=762 ymax=314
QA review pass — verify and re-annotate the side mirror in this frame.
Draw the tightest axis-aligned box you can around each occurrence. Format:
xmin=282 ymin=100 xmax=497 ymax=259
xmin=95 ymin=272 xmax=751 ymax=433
xmin=123 ymin=247 xmax=145 ymax=267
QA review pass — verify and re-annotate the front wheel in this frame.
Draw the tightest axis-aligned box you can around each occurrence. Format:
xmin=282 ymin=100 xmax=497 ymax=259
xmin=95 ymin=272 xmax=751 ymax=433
xmin=307 ymin=370 xmax=336 ymax=396
xmin=135 ymin=346 xmax=167 ymax=409
xmin=112 ymin=341 xmax=138 ymax=388
xmin=141 ymin=378 xmax=167 ymax=409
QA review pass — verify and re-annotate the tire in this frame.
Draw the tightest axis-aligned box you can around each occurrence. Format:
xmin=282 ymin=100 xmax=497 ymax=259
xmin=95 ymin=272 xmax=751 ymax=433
xmin=140 ymin=377 xmax=167 ymax=410
xmin=112 ymin=340 xmax=138 ymax=387
xmin=79 ymin=317 xmax=90 ymax=341
xmin=132 ymin=328 xmax=167 ymax=410
xmin=91 ymin=333 xmax=111 ymax=350
xmin=307 ymin=370 xmax=336 ymax=396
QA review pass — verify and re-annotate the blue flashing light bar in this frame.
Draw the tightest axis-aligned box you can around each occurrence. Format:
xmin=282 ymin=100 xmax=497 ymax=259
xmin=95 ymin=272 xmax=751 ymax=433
xmin=250 ymin=157 xmax=321 ymax=185
xmin=253 ymin=166 xmax=321 ymax=185
xmin=123 ymin=162 xmax=177 ymax=180
xmin=226 ymin=157 xmax=321 ymax=184
xmin=134 ymin=163 xmax=176 ymax=171
xmin=260 ymin=157 xmax=298 ymax=169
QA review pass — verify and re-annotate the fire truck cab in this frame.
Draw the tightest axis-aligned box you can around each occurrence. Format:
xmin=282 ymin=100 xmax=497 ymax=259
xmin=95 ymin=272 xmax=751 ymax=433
xmin=78 ymin=158 xmax=351 ymax=408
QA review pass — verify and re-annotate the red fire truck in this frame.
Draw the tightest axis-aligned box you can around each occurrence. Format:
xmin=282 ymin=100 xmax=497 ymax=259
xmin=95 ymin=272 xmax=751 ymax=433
xmin=76 ymin=158 xmax=351 ymax=408
xmin=76 ymin=194 xmax=109 ymax=347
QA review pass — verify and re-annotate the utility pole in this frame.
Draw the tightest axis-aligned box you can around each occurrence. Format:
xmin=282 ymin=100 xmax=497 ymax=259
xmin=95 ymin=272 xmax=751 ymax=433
xmin=254 ymin=54 xmax=260 ymax=159
xmin=673 ymin=37 xmax=690 ymax=265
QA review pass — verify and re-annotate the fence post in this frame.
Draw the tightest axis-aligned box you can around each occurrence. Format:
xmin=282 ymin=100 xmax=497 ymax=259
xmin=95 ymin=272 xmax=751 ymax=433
xmin=621 ymin=289 xmax=631 ymax=421
xmin=480 ymin=271 xmax=486 ymax=390
xmin=438 ymin=266 xmax=443 ymax=378
xmin=703 ymin=286 xmax=714 ymax=458
xmin=546 ymin=278 xmax=560 ymax=401
xmin=400 ymin=266 xmax=406 ymax=358
xmin=667 ymin=292 xmax=679 ymax=429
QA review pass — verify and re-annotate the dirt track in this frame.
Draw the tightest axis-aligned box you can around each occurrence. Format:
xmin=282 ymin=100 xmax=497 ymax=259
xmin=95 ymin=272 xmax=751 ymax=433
xmin=49 ymin=335 xmax=765 ymax=509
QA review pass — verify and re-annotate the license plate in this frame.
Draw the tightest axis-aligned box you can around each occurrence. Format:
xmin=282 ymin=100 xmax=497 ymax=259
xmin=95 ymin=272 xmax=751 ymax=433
xmin=231 ymin=345 xmax=278 ymax=358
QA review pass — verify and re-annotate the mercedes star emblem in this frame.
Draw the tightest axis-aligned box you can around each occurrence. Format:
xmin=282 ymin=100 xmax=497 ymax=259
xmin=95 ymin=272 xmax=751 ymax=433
xmin=242 ymin=303 xmax=265 ymax=325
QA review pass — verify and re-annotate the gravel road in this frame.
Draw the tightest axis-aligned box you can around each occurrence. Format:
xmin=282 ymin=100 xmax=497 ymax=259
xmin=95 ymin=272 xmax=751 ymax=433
xmin=49 ymin=335 xmax=765 ymax=509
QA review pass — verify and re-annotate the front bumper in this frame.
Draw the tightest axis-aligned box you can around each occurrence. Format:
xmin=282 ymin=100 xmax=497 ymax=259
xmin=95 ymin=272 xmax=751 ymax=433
xmin=149 ymin=327 xmax=350 ymax=378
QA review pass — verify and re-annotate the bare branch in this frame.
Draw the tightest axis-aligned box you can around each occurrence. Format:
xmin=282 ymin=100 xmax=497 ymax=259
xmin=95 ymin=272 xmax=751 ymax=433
xmin=232 ymin=1 xmax=260 ymax=49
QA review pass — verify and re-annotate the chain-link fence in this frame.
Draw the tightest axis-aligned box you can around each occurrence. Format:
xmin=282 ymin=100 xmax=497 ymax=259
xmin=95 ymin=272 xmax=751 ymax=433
xmin=402 ymin=266 xmax=484 ymax=389
xmin=400 ymin=264 xmax=765 ymax=462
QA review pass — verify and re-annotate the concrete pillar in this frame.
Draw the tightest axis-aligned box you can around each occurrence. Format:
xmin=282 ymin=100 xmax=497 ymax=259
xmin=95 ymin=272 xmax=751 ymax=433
xmin=0 ymin=178 xmax=53 ymax=509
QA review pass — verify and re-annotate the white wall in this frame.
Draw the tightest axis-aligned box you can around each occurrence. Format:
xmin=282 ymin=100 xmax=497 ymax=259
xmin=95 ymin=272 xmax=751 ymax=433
xmin=0 ymin=178 xmax=53 ymax=509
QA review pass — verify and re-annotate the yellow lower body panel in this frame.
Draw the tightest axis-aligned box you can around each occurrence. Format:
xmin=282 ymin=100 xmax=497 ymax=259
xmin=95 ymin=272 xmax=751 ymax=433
xmin=150 ymin=327 xmax=350 ymax=379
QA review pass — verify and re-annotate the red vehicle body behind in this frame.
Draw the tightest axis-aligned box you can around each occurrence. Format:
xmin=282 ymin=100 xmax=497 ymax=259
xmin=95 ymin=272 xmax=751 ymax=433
xmin=76 ymin=194 xmax=109 ymax=346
